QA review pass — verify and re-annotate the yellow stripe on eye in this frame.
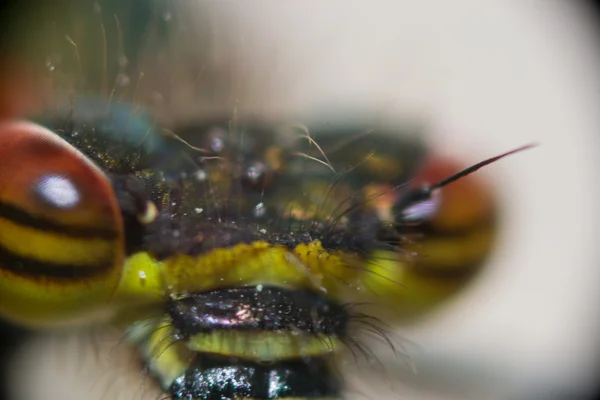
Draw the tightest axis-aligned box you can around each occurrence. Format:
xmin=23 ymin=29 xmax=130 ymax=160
xmin=407 ymin=226 xmax=497 ymax=270
xmin=354 ymin=225 xmax=496 ymax=319
xmin=0 ymin=216 xmax=116 ymax=268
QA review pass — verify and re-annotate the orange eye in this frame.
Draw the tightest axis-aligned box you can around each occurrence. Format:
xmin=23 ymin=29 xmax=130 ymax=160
xmin=408 ymin=155 xmax=496 ymax=230
xmin=357 ymin=153 xmax=499 ymax=318
xmin=0 ymin=121 xmax=124 ymax=327
xmin=399 ymin=154 xmax=498 ymax=279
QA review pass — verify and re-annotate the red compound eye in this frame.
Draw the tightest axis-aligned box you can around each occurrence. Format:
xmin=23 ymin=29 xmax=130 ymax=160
xmin=411 ymin=154 xmax=496 ymax=231
xmin=0 ymin=121 xmax=125 ymax=326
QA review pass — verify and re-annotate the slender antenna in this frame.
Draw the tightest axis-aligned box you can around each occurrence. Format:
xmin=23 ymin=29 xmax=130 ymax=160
xmin=430 ymin=143 xmax=537 ymax=191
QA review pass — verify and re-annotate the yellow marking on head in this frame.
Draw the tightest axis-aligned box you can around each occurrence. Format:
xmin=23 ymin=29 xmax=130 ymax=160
xmin=114 ymin=226 xmax=495 ymax=325
xmin=187 ymin=331 xmax=341 ymax=362
xmin=162 ymin=241 xmax=364 ymax=300
xmin=115 ymin=240 xmax=366 ymax=309
xmin=139 ymin=321 xmax=190 ymax=390
xmin=115 ymin=252 xmax=164 ymax=302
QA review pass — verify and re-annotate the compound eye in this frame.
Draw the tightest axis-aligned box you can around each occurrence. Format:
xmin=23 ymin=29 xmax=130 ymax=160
xmin=0 ymin=121 xmax=124 ymax=327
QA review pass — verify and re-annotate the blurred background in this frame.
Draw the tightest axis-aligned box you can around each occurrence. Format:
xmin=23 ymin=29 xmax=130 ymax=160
xmin=0 ymin=1 xmax=599 ymax=399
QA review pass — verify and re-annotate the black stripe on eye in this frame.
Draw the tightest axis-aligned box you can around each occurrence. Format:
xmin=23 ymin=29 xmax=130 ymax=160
xmin=0 ymin=243 xmax=112 ymax=280
xmin=410 ymin=261 xmax=482 ymax=279
xmin=0 ymin=201 xmax=118 ymax=240
xmin=401 ymin=215 xmax=496 ymax=238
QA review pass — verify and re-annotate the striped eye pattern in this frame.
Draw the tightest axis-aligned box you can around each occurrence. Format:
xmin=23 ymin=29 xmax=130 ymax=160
xmin=0 ymin=121 xmax=124 ymax=326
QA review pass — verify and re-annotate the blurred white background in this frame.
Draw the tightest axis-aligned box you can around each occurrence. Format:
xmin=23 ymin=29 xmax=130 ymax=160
xmin=179 ymin=2 xmax=600 ymax=397
xmin=9 ymin=1 xmax=600 ymax=399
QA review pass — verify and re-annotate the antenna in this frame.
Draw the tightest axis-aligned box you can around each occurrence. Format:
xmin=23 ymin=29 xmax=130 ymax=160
xmin=430 ymin=143 xmax=537 ymax=191
xmin=396 ymin=143 xmax=537 ymax=222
